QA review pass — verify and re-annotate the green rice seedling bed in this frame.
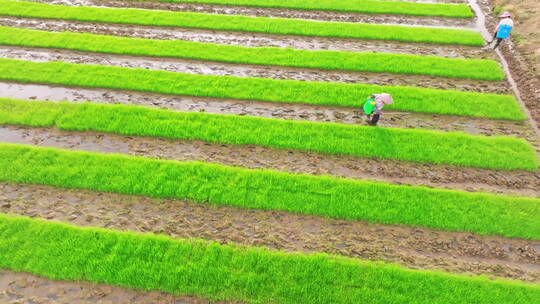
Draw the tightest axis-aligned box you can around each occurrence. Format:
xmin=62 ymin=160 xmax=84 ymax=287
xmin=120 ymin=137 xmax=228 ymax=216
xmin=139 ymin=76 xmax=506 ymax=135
xmin=133 ymin=0 xmax=474 ymax=18
xmin=0 ymin=26 xmax=503 ymax=80
xmin=1 ymin=143 xmax=539 ymax=239
xmin=0 ymin=58 xmax=524 ymax=120
xmin=1 ymin=98 xmax=536 ymax=170
xmin=1 ymin=214 xmax=539 ymax=304
xmin=0 ymin=0 xmax=484 ymax=45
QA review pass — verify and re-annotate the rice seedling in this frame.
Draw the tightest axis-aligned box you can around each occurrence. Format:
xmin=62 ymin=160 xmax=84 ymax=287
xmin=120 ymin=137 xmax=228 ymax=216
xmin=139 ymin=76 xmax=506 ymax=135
xmin=1 ymin=98 xmax=536 ymax=170
xmin=130 ymin=0 xmax=474 ymax=18
xmin=0 ymin=0 xmax=484 ymax=45
xmin=1 ymin=143 xmax=539 ymax=239
xmin=1 ymin=214 xmax=539 ymax=304
xmin=0 ymin=26 xmax=503 ymax=80
xmin=0 ymin=58 xmax=523 ymax=120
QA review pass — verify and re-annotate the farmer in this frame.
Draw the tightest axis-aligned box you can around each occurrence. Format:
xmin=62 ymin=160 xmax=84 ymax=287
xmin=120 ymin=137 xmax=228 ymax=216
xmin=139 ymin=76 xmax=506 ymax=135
xmin=362 ymin=93 xmax=393 ymax=126
xmin=487 ymin=12 xmax=514 ymax=50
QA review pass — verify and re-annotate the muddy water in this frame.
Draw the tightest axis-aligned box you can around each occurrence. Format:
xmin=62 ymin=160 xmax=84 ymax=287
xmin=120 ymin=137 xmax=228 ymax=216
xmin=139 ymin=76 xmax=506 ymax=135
xmin=33 ymin=0 xmax=476 ymax=28
xmin=0 ymin=270 xmax=230 ymax=304
xmin=0 ymin=46 xmax=508 ymax=93
xmin=2 ymin=125 xmax=539 ymax=197
xmin=0 ymin=182 xmax=539 ymax=283
xmin=0 ymin=17 xmax=491 ymax=59
xmin=0 ymin=82 xmax=536 ymax=142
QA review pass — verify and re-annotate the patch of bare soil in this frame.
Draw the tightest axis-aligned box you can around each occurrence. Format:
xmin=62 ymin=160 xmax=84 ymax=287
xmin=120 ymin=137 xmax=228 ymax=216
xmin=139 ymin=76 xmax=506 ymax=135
xmin=0 ymin=270 xmax=234 ymax=304
xmin=1 ymin=125 xmax=539 ymax=197
xmin=0 ymin=46 xmax=508 ymax=93
xmin=481 ymin=0 xmax=540 ymax=132
xmin=492 ymin=0 xmax=539 ymax=77
xmin=33 ymin=0 xmax=476 ymax=27
xmin=0 ymin=17 xmax=491 ymax=58
xmin=0 ymin=183 xmax=539 ymax=283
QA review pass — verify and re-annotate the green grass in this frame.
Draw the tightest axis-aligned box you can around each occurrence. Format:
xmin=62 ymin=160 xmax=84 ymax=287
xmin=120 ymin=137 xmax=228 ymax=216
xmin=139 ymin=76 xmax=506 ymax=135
xmin=1 ymin=143 xmax=540 ymax=239
xmin=2 ymin=214 xmax=539 ymax=304
xmin=0 ymin=58 xmax=524 ymax=120
xmin=135 ymin=0 xmax=474 ymax=18
xmin=0 ymin=0 xmax=484 ymax=46
xmin=0 ymin=26 xmax=503 ymax=80
xmin=1 ymin=98 xmax=537 ymax=170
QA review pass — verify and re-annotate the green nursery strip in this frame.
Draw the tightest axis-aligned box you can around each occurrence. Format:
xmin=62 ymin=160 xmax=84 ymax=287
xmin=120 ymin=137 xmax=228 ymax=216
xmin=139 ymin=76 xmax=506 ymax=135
xmin=0 ymin=58 xmax=524 ymax=120
xmin=1 ymin=144 xmax=540 ymax=239
xmin=2 ymin=215 xmax=539 ymax=304
xmin=140 ymin=0 xmax=474 ymax=18
xmin=0 ymin=26 xmax=503 ymax=80
xmin=1 ymin=98 xmax=537 ymax=170
xmin=0 ymin=1 xmax=484 ymax=45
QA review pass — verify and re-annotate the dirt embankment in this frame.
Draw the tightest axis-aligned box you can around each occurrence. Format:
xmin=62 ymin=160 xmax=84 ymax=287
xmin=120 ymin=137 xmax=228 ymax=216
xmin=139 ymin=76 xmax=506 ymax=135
xmin=485 ymin=0 xmax=540 ymax=129
xmin=0 ymin=269 xmax=236 ymax=304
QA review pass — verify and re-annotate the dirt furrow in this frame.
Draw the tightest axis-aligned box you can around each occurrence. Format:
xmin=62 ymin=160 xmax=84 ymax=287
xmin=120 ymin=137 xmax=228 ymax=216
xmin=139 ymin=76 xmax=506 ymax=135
xmin=0 ymin=270 xmax=234 ymax=304
xmin=0 ymin=182 xmax=539 ymax=283
xmin=2 ymin=124 xmax=539 ymax=197
xmin=0 ymin=17 xmax=491 ymax=59
xmin=0 ymin=46 xmax=508 ymax=94
xmin=0 ymin=82 xmax=536 ymax=143
xmin=33 ymin=0 xmax=476 ymax=28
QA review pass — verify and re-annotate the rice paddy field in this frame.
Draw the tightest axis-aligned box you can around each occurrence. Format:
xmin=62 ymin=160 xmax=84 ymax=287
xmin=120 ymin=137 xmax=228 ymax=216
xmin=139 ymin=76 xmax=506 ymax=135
xmin=0 ymin=0 xmax=539 ymax=303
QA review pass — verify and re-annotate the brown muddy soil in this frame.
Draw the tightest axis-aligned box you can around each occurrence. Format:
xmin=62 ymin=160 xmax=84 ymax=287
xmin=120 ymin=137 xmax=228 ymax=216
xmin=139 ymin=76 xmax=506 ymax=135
xmin=34 ymin=0 xmax=476 ymax=27
xmin=0 ymin=45 xmax=508 ymax=93
xmin=0 ymin=82 xmax=536 ymax=142
xmin=0 ymin=17 xmax=491 ymax=59
xmin=2 ymin=124 xmax=539 ymax=197
xmin=0 ymin=270 xmax=234 ymax=304
xmin=0 ymin=182 xmax=539 ymax=283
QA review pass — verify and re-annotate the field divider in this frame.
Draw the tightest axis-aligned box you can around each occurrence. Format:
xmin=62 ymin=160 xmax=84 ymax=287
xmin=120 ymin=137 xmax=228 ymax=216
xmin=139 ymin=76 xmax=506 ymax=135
xmin=121 ymin=0 xmax=474 ymax=18
xmin=0 ymin=26 xmax=504 ymax=80
xmin=0 ymin=0 xmax=484 ymax=46
xmin=0 ymin=143 xmax=539 ymax=240
xmin=0 ymin=58 xmax=525 ymax=120
xmin=0 ymin=98 xmax=537 ymax=171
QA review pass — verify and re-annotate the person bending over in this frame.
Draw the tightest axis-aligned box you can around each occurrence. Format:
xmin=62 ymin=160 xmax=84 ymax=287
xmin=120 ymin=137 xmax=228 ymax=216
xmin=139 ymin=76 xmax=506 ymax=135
xmin=363 ymin=93 xmax=393 ymax=126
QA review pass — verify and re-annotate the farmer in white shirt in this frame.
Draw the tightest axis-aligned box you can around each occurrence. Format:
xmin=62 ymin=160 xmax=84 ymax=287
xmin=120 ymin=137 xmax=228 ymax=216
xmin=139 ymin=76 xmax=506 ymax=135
xmin=488 ymin=12 xmax=514 ymax=50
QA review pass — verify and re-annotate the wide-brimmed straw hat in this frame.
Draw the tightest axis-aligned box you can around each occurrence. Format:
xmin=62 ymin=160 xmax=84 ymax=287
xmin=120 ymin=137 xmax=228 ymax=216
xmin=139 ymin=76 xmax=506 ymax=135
xmin=500 ymin=12 xmax=511 ymax=18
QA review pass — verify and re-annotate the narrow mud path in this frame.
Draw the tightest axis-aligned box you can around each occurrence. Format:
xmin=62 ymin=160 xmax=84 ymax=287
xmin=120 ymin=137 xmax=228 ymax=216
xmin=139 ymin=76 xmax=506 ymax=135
xmin=1 ymin=182 xmax=539 ymax=283
xmin=0 ymin=82 xmax=536 ymax=142
xmin=33 ymin=0 xmax=476 ymax=28
xmin=0 ymin=17 xmax=491 ymax=59
xmin=0 ymin=270 xmax=234 ymax=304
xmin=0 ymin=46 xmax=508 ymax=93
xmin=2 ymin=125 xmax=539 ymax=197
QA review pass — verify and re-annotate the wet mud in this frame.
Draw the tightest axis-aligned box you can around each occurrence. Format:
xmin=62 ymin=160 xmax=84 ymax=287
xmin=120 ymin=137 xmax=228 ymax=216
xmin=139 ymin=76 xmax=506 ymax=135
xmin=0 ymin=182 xmax=539 ymax=283
xmin=0 ymin=270 xmax=235 ymax=304
xmin=0 ymin=46 xmax=508 ymax=93
xmin=34 ymin=0 xmax=476 ymax=28
xmin=0 ymin=82 xmax=535 ymax=142
xmin=1 ymin=124 xmax=539 ymax=197
xmin=0 ymin=17 xmax=492 ymax=59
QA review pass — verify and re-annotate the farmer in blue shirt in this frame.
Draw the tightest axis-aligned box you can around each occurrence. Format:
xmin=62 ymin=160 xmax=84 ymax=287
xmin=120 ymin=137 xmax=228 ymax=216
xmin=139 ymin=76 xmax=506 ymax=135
xmin=488 ymin=12 xmax=514 ymax=50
